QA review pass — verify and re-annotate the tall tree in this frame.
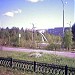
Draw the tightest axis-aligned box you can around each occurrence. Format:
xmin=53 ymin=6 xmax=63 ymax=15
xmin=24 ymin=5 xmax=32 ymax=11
xmin=24 ymin=29 xmax=32 ymax=41
xmin=64 ymin=29 xmax=73 ymax=50
xmin=72 ymin=23 xmax=75 ymax=41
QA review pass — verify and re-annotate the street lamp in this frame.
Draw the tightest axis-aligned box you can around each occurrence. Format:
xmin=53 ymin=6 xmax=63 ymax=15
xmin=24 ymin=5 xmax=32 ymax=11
xmin=61 ymin=0 xmax=65 ymax=38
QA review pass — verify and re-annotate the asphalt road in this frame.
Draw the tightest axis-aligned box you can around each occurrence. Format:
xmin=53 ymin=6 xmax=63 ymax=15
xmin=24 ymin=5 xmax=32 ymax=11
xmin=1 ymin=46 xmax=75 ymax=58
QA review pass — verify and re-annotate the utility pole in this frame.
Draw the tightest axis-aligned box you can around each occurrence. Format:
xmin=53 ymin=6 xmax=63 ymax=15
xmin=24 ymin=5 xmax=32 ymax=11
xmin=32 ymin=23 xmax=36 ymax=48
xmin=32 ymin=23 xmax=35 ymax=43
xmin=61 ymin=0 xmax=67 ymax=49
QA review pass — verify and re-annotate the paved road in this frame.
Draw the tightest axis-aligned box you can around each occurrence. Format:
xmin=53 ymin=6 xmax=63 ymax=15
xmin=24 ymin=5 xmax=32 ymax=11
xmin=1 ymin=46 xmax=75 ymax=58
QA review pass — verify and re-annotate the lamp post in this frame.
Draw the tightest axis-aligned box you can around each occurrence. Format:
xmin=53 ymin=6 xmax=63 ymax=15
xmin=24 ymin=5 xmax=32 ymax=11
xmin=61 ymin=0 xmax=65 ymax=38
xmin=61 ymin=0 xmax=66 ymax=50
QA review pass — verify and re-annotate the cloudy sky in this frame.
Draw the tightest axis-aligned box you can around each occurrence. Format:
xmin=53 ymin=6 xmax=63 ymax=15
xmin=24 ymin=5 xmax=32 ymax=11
xmin=0 ymin=0 xmax=74 ymax=29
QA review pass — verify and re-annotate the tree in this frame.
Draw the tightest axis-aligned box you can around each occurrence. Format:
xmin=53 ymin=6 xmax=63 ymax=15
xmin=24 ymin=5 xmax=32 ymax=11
xmin=64 ymin=29 xmax=73 ymax=50
xmin=72 ymin=23 xmax=75 ymax=41
xmin=8 ymin=27 xmax=19 ymax=46
xmin=24 ymin=29 xmax=32 ymax=41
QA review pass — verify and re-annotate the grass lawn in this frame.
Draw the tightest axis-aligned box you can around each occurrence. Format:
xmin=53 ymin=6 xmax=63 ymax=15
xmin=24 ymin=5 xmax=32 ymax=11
xmin=0 ymin=66 xmax=36 ymax=75
xmin=0 ymin=50 xmax=75 ymax=75
xmin=0 ymin=50 xmax=75 ymax=68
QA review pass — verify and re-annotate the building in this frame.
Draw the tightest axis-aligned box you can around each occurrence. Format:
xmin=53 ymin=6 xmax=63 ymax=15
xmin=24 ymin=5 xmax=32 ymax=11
xmin=47 ymin=27 xmax=70 ymax=37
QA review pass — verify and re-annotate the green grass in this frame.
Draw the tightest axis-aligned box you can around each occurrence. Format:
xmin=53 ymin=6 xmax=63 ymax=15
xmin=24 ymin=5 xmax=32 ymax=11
xmin=0 ymin=50 xmax=75 ymax=75
xmin=0 ymin=50 xmax=75 ymax=68
xmin=0 ymin=66 xmax=36 ymax=75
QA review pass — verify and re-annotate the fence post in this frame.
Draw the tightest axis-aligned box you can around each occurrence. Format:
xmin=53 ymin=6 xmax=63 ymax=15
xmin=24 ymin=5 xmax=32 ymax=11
xmin=65 ymin=65 xmax=68 ymax=75
xmin=34 ymin=61 xmax=36 ymax=72
xmin=9 ymin=57 xmax=13 ymax=68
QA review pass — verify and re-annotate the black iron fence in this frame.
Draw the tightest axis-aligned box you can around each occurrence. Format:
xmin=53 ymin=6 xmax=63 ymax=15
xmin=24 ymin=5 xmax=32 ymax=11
xmin=0 ymin=57 xmax=75 ymax=75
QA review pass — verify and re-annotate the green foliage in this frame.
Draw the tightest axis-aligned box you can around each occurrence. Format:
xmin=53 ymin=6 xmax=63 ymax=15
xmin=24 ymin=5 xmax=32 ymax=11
xmin=64 ymin=29 xmax=73 ymax=50
xmin=0 ymin=50 xmax=75 ymax=67
xmin=45 ymin=43 xmax=55 ymax=50
xmin=44 ymin=32 xmax=61 ymax=50
xmin=72 ymin=23 xmax=75 ymax=41
xmin=35 ymin=31 xmax=42 ymax=42
xmin=45 ymin=43 xmax=61 ymax=50
xmin=0 ymin=27 xmax=32 ymax=47
xmin=0 ymin=66 xmax=34 ymax=75
xmin=24 ymin=29 xmax=32 ymax=41
xmin=44 ymin=32 xmax=62 ymax=45
xmin=1 ymin=27 xmax=74 ymax=51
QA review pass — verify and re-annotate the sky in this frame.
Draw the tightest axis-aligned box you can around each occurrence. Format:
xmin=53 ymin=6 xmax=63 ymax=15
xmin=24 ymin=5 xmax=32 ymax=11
xmin=0 ymin=0 xmax=74 ymax=29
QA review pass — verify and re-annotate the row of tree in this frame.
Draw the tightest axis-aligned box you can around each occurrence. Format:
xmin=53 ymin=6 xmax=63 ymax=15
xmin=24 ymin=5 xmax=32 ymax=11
xmin=0 ymin=23 xmax=75 ymax=50
xmin=0 ymin=27 xmax=43 ymax=48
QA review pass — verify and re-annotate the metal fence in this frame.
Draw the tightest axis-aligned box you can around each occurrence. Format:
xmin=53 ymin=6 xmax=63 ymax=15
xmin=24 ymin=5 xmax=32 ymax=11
xmin=0 ymin=57 xmax=75 ymax=75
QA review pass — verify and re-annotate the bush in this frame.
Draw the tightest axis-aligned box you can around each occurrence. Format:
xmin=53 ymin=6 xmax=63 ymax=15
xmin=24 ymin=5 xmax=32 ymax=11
xmin=45 ymin=43 xmax=61 ymax=50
